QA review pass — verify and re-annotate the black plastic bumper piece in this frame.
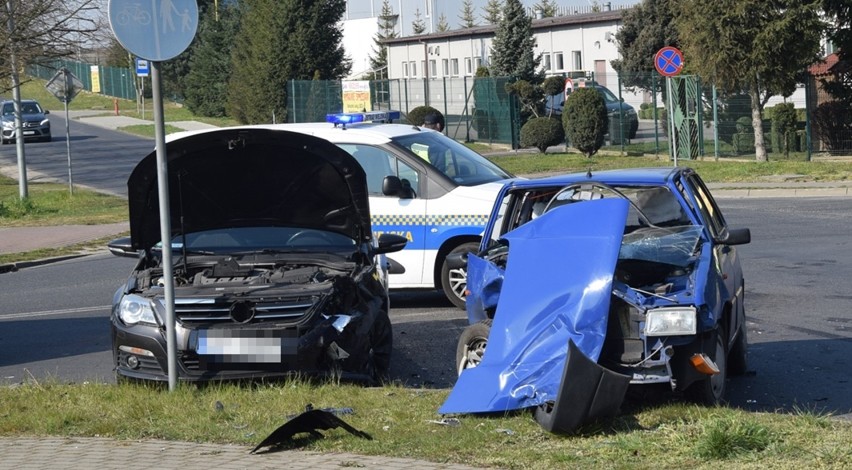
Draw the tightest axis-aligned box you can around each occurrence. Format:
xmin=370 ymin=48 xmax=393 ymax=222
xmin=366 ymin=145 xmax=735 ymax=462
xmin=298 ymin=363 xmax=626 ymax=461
xmin=534 ymin=339 xmax=631 ymax=433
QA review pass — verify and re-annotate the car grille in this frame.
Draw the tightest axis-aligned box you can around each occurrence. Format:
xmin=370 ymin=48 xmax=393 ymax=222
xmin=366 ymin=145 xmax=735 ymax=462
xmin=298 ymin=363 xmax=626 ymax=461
xmin=23 ymin=121 xmax=40 ymax=128
xmin=174 ymin=296 xmax=317 ymax=324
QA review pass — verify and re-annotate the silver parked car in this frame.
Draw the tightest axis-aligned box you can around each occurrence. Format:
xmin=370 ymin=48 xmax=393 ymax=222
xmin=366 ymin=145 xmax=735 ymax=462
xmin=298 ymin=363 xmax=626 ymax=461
xmin=1 ymin=99 xmax=51 ymax=144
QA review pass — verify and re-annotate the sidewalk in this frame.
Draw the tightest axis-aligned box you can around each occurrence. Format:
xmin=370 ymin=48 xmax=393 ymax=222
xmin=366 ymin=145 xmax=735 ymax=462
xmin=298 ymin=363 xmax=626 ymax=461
xmin=0 ymin=436 xmax=486 ymax=470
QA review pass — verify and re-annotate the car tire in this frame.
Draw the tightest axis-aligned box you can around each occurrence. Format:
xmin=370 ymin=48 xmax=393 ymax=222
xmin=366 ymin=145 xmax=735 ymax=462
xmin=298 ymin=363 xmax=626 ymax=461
xmin=629 ymin=119 xmax=638 ymax=139
xmin=367 ymin=310 xmax=393 ymax=384
xmin=441 ymin=242 xmax=480 ymax=309
xmin=456 ymin=319 xmax=492 ymax=375
xmin=687 ymin=328 xmax=728 ymax=406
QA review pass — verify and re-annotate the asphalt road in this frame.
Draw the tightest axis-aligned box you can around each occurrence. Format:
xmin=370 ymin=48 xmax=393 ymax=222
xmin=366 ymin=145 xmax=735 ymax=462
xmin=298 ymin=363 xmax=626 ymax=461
xmin=1 ymin=198 xmax=850 ymax=419
xmin=0 ymin=111 xmax=152 ymax=197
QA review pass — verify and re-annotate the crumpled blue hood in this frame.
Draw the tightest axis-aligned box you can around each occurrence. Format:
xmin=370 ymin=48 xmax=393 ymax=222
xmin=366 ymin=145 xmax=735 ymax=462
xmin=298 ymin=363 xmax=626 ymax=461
xmin=440 ymin=198 xmax=629 ymax=414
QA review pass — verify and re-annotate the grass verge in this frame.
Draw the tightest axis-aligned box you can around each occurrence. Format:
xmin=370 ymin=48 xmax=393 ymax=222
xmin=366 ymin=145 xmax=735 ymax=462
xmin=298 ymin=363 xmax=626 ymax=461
xmin=0 ymin=378 xmax=850 ymax=469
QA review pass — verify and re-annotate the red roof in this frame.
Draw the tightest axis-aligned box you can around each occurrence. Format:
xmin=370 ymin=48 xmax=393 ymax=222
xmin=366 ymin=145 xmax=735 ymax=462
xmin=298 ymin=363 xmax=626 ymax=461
xmin=809 ymin=53 xmax=840 ymax=77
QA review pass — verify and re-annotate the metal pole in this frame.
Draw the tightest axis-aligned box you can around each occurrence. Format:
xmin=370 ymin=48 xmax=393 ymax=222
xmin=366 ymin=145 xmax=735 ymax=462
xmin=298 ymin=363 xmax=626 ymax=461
xmin=667 ymin=76 xmax=677 ymax=166
xmin=64 ymin=99 xmax=73 ymax=195
xmin=712 ymin=85 xmax=719 ymax=161
xmin=653 ymin=74 xmax=659 ymax=155
xmin=151 ymin=61 xmax=178 ymax=391
xmin=7 ymin=0 xmax=27 ymax=198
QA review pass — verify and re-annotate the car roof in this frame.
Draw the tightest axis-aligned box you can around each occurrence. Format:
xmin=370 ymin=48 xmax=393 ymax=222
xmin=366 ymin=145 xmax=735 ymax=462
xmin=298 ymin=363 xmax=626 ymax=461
xmin=506 ymin=167 xmax=684 ymax=189
xmin=168 ymin=121 xmax=429 ymax=146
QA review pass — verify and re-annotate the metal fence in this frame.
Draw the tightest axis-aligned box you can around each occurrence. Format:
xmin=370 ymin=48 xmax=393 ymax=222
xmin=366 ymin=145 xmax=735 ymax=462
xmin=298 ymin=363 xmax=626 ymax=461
xmin=23 ymin=57 xmax=850 ymax=158
xmin=27 ymin=59 xmax=137 ymax=101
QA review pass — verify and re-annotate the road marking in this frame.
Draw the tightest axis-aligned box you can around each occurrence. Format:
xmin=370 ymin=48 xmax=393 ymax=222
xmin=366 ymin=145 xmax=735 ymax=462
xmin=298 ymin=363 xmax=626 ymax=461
xmin=0 ymin=305 xmax=110 ymax=320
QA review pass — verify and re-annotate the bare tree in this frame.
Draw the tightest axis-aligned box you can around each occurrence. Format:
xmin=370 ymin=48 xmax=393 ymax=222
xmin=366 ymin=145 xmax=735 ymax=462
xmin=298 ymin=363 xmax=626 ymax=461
xmin=0 ymin=0 xmax=99 ymax=198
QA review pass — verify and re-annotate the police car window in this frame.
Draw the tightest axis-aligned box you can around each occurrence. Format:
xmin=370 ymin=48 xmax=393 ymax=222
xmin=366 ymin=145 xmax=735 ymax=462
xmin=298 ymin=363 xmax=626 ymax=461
xmin=391 ymin=132 xmax=511 ymax=186
xmin=395 ymin=159 xmax=419 ymax=194
xmin=340 ymin=144 xmax=395 ymax=195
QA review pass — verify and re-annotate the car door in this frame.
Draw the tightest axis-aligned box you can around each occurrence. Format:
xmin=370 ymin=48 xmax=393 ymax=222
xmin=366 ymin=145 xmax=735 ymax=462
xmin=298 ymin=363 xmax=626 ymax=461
xmin=341 ymin=144 xmax=428 ymax=287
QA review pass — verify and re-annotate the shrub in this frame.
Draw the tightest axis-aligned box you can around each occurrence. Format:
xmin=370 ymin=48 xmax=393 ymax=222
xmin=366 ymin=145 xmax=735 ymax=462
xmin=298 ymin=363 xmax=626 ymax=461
xmin=407 ymin=106 xmax=443 ymax=128
xmin=520 ymin=117 xmax=565 ymax=153
xmin=562 ymin=87 xmax=608 ymax=157
xmin=770 ymin=103 xmax=798 ymax=157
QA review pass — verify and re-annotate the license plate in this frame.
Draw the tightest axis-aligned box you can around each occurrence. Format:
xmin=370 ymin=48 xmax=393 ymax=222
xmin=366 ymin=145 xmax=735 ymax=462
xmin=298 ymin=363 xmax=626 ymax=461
xmin=23 ymin=131 xmax=35 ymax=135
xmin=196 ymin=329 xmax=297 ymax=368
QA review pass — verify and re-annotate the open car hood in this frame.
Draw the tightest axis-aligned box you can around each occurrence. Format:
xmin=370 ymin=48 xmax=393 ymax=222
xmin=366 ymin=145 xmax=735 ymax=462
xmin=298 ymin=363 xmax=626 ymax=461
xmin=441 ymin=198 xmax=629 ymax=415
xmin=126 ymin=128 xmax=371 ymax=250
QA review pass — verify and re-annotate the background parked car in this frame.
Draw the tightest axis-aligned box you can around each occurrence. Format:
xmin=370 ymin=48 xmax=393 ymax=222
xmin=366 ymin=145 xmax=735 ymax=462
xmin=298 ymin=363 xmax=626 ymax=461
xmin=1 ymin=99 xmax=51 ymax=144
xmin=545 ymin=81 xmax=639 ymax=140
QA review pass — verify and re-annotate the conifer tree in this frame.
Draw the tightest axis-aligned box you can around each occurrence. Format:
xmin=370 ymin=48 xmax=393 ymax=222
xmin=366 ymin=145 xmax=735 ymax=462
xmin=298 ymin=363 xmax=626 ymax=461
xmin=459 ymin=0 xmax=477 ymax=28
xmin=412 ymin=8 xmax=426 ymax=35
xmin=489 ymin=0 xmax=541 ymax=82
xmin=482 ymin=0 xmax=502 ymax=24
xmin=368 ymin=0 xmax=398 ymax=78
xmin=436 ymin=13 xmax=450 ymax=32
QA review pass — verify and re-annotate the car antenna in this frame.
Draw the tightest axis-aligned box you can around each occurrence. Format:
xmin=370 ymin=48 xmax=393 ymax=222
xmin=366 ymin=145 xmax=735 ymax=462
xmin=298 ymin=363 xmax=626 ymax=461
xmin=586 ymin=168 xmax=593 ymax=178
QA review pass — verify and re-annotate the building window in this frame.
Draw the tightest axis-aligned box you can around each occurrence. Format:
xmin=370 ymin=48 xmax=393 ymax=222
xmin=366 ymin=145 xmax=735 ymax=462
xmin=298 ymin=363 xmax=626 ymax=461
xmin=473 ymin=57 xmax=482 ymax=72
xmin=403 ymin=62 xmax=409 ymax=78
xmin=572 ymin=51 xmax=582 ymax=71
xmin=542 ymin=53 xmax=551 ymax=71
xmin=411 ymin=61 xmax=417 ymax=77
xmin=464 ymin=57 xmax=472 ymax=75
xmin=442 ymin=58 xmax=449 ymax=76
xmin=554 ymin=52 xmax=564 ymax=71
xmin=429 ymin=59 xmax=437 ymax=78
xmin=451 ymin=58 xmax=459 ymax=76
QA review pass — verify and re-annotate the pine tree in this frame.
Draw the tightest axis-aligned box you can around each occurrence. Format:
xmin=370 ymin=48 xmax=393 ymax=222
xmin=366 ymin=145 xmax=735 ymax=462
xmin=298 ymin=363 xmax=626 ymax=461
xmin=227 ymin=0 xmax=351 ymax=124
xmin=368 ymin=0 xmax=398 ymax=78
xmin=482 ymin=0 xmax=502 ymax=25
xmin=459 ymin=0 xmax=477 ymax=28
xmin=534 ymin=0 xmax=558 ymax=18
xmin=436 ymin=13 xmax=450 ymax=32
xmin=489 ymin=0 xmax=541 ymax=82
xmin=412 ymin=8 xmax=426 ymax=35
xmin=184 ymin=3 xmax=241 ymax=117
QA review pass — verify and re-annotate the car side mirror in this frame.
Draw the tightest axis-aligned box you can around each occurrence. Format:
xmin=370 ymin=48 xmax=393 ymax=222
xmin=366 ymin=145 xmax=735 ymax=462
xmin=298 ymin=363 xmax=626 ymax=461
xmin=374 ymin=233 xmax=408 ymax=255
xmin=107 ymin=236 xmax=140 ymax=258
xmin=44 ymin=109 xmax=50 ymax=114
xmin=382 ymin=175 xmax=414 ymax=199
xmin=715 ymin=227 xmax=751 ymax=246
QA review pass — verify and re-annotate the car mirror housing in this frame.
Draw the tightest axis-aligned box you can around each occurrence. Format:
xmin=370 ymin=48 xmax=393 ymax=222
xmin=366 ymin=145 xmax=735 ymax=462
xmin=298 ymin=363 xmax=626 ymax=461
xmin=382 ymin=175 xmax=414 ymax=199
xmin=374 ymin=233 xmax=408 ymax=255
xmin=715 ymin=227 xmax=751 ymax=246
xmin=107 ymin=236 xmax=141 ymax=258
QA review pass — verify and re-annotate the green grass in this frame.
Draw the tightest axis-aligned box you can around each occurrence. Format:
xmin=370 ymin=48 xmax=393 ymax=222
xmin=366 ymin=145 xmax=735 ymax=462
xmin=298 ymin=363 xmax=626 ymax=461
xmin=0 ymin=379 xmax=849 ymax=469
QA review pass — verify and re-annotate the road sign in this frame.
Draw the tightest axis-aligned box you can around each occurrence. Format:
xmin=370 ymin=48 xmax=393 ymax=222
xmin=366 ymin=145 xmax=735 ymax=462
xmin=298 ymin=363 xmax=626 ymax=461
xmin=136 ymin=58 xmax=150 ymax=77
xmin=654 ymin=46 xmax=684 ymax=77
xmin=108 ymin=0 xmax=198 ymax=61
xmin=45 ymin=68 xmax=84 ymax=103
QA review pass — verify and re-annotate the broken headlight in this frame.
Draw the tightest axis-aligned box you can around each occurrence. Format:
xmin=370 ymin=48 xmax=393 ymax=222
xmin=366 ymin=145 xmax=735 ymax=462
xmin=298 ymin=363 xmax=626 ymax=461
xmin=118 ymin=294 xmax=159 ymax=326
xmin=644 ymin=306 xmax=697 ymax=336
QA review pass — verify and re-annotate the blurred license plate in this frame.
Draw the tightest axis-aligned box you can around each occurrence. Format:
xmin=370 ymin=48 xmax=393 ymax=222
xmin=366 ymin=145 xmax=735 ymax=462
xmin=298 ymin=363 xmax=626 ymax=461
xmin=197 ymin=329 xmax=292 ymax=364
xmin=23 ymin=131 xmax=35 ymax=135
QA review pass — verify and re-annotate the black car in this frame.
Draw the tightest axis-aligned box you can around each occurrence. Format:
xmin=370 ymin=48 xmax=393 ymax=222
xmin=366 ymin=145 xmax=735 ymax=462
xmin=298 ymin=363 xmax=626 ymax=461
xmin=107 ymin=128 xmax=407 ymax=383
xmin=1 ymin=99 xmax=51 ymax=143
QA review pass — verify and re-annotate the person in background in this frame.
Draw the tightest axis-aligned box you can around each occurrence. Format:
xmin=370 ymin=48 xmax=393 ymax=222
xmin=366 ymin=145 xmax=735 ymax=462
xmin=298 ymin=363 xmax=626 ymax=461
xmin=421 ymin=111 xmax=444 ymax=132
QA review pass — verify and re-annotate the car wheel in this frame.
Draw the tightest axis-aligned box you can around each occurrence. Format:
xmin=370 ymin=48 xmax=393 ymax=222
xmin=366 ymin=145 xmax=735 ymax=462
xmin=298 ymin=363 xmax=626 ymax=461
xmin=441 ymin=242 xmax=479 ymax=309
xmin=687 ymin=328 xmax=728 ymax=406
xmin=367 ymin=310 xmax=393 ymax=384
xmin=456 ymin=319 xmax=492 ymax=375
xmin=629 ymin=119 xmax=638 ymax=139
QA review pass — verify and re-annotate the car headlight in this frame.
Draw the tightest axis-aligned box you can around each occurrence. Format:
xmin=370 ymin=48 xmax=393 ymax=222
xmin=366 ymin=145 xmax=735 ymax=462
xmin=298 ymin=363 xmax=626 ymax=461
xmin=118 ymin=294 xmax=159 ymax=326
xmin=1 ymin=120 xmax=14 ymax=129
xmin=40 ymin=119 xmax=50 ymax=127
xmin=644 ymin=306 xmax=697 ymax=336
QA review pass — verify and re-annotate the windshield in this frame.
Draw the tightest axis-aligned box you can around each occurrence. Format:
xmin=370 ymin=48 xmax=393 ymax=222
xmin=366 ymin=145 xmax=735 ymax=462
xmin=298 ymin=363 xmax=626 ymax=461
xmin=391 ymin=131 xmax=512 ymax=186
xmin=619 ymin=225 xmax=703 ymax=268
xmin=162 ymin=227 xmax=357 ymax=254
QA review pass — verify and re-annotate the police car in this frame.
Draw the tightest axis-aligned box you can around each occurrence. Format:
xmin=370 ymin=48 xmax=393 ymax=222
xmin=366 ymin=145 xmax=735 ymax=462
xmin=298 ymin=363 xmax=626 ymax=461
xmin=167 ymin=111 xmax=513 ymax=308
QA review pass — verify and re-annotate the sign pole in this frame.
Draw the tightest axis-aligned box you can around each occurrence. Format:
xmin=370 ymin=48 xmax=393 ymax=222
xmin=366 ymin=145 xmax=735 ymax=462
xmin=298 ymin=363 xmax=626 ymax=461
xmin=667 ymin=77 xmax=677 ymax=167
xmin=151 ymin=61 xmax=178 ymax=391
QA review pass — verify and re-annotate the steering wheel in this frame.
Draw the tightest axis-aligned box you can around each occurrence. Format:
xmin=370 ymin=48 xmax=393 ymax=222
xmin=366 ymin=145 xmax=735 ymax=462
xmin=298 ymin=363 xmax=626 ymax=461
xmin=544 ymin=182 xmax=660 ymax=229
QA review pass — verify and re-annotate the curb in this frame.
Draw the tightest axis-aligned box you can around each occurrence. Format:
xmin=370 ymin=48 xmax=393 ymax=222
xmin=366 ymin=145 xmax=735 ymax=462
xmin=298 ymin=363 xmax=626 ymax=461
xmin=0 ymin=253 xmax=89 ymax=274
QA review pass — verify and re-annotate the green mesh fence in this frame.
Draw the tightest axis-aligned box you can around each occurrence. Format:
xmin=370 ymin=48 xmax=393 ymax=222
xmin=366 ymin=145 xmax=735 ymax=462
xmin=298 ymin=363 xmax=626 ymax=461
xmin=27 ymin=59 xmax=137 ymax=101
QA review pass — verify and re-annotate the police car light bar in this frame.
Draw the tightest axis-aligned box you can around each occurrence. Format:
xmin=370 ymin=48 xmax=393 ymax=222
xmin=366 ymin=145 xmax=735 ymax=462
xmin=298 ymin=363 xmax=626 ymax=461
xmin=326 ymin=111 xmax=401 ymax=127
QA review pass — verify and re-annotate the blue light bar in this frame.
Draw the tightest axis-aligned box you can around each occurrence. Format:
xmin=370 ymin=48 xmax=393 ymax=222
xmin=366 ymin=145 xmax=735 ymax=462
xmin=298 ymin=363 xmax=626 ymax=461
xmin=326 ymin=110 xmax=401 ymax=126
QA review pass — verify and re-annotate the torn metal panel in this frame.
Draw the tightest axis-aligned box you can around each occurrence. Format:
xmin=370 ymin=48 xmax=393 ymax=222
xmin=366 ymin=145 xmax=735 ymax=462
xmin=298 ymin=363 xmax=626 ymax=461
xmin=440 ymin=199 xmax=628 ymax=414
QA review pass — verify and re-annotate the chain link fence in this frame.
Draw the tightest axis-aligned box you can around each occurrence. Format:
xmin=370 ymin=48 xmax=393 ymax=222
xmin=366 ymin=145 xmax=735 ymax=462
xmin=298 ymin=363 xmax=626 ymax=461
xmin=27 ymin=59 xmax=137 ymax=101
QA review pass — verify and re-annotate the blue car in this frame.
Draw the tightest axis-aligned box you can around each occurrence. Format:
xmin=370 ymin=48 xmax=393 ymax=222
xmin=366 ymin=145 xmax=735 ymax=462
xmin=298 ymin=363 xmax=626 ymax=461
xmin=441 ymin=167 xmax=750 ymax=433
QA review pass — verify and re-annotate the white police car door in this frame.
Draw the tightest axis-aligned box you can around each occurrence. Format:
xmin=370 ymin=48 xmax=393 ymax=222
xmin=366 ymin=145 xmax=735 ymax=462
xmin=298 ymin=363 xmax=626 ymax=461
xmin=345 ymin=145 xmax=428 ymax=286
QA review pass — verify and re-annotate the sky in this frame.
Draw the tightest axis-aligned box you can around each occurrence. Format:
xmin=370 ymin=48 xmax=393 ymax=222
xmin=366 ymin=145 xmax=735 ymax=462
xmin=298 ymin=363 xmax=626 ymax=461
xmin=344 ymin=0 xmax=641 ymax=37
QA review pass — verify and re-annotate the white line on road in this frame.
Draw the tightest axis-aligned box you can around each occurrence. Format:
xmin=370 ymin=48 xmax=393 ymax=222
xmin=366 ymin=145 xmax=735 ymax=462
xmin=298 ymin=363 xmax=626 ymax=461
xmin=0 ymin=305 xmax=110 ymax=320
